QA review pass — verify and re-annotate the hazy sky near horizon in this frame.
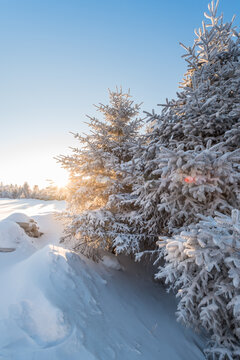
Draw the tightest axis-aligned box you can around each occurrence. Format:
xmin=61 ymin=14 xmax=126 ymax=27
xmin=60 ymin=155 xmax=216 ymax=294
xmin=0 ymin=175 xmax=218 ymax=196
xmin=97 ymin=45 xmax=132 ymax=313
xmin=1 ymin=0 xmax=240 ymax=187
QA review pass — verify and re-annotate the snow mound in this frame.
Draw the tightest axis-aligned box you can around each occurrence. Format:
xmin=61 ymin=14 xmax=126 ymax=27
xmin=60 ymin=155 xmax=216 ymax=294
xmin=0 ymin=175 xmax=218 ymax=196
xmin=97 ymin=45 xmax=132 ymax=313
xmin=0 ymin=220 xmax=31 ymax=249
xmin=4 ymin=212 xmax=43 ymax=238
xmin=102 ymin=254 xmax=123 ymax=270
xmin=0 ymin=246 xmax=71 ymax=350
xmin=4 ymin=212 xmax=32 ymax=223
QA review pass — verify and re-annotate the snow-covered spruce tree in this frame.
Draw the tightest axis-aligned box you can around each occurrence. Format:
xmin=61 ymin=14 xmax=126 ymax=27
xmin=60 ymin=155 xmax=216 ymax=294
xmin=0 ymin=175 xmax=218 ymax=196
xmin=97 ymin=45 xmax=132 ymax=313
xmin=145 ymin=0 xmax=240 ymax=152
xmin=156 ymin=210 xmax=240 ymax=359
xmin=57 ymin=89 xmax=143 ymax=258
xmin=126 ymin=0 xmax=240 ymax=254
xmin=142 ymin=2 xmax=240 ymax=358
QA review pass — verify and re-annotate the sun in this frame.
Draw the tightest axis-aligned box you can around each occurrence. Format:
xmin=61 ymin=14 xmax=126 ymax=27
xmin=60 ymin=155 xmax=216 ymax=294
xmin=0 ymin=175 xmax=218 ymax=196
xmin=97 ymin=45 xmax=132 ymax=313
xmin=53 ymin=177 xmax=69 ymax=188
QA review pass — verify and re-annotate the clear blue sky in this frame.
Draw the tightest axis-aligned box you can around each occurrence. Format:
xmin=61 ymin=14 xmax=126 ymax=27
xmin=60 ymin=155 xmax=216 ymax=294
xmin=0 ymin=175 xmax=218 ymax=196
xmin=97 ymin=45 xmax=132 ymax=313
xmin=0 ymin=0 xmax=240 ymax=187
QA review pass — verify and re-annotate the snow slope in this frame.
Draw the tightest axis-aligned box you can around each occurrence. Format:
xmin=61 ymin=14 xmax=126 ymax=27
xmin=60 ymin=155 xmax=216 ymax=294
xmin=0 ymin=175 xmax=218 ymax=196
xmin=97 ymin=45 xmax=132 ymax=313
xmin=0 ymin=199 xmax=205 ymax=360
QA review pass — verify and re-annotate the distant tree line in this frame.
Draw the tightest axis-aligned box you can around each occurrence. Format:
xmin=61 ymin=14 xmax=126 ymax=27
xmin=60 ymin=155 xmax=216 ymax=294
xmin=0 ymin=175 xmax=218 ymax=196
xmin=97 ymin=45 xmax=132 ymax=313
xmin=0 ymin=181 xmax=67 ymax=201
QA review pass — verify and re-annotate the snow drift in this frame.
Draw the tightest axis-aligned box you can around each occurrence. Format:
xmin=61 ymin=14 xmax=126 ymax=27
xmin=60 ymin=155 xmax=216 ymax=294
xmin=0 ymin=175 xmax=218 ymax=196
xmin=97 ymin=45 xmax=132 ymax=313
xmin=0 ymin=199 xmax=205 ymax=360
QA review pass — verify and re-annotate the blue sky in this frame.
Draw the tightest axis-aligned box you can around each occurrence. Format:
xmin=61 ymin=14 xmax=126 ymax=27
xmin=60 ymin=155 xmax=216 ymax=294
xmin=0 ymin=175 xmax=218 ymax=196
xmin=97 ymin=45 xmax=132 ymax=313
xmin=0 ymin=0 xmax=240 ymax=187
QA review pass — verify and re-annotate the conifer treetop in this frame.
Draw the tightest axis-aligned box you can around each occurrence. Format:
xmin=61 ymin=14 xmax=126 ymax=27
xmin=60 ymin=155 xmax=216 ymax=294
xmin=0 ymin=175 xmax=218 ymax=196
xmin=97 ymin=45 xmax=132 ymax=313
xmin=96 ymin=88 xmax=141 ymax=126
xmin=180 ymin=0 xmax=239 ymax=89
xmin=144 ymin=0 xmax=240 ymax=151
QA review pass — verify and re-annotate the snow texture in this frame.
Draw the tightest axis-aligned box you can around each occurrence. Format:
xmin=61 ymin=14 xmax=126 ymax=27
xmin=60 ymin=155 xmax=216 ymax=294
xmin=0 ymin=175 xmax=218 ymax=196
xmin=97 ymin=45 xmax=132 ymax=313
xmin=0 ymin=199 xmax=205 ymax=360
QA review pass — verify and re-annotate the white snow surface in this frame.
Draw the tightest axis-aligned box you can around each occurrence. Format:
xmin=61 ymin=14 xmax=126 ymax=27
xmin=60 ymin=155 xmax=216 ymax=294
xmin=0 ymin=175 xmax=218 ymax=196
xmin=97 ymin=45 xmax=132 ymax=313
xmin=0 ymin=199 xmax=205 ymax=360
xmin=101 ymin=254 xmax=124 ymax=271
xmin=0 ymin=220 xmax=31 ymax=249
xmin=5 ymin=212 xmax=32 ymax=223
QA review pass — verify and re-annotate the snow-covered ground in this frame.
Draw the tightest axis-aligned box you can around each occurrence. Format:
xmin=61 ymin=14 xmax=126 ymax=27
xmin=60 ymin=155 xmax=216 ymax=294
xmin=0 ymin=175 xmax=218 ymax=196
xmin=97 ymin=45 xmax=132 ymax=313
xmin=0 ymin=199 xmax=205 ymax=360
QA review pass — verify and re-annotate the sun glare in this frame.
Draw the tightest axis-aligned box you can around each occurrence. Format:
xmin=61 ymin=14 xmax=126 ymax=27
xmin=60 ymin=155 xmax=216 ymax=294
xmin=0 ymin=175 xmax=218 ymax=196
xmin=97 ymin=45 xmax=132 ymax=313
xmin=48 ymin=173 xmax=69 ymax=188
